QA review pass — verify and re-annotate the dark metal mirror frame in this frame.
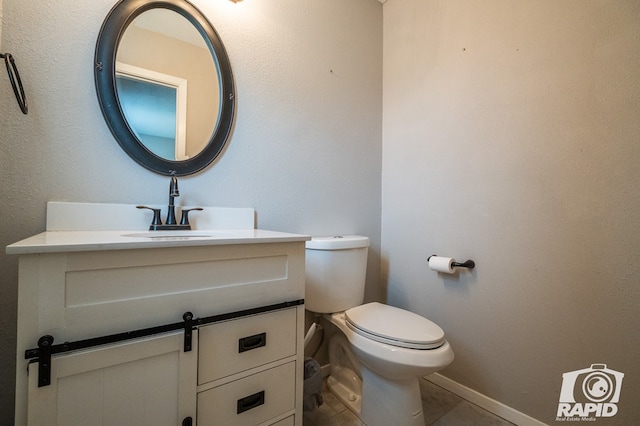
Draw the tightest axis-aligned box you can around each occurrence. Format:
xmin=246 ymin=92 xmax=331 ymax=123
xmin=95 ymin=0 xmax=235 ymax=176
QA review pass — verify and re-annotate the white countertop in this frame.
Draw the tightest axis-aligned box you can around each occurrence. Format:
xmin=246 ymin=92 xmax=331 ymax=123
xmin=6 ymin=229 xmax=311 ymax=255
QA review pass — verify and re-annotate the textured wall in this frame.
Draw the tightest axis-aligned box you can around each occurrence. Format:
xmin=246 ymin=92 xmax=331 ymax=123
xmin=382 ymin=0 xmax=640 ymax=424
xmin=0 ymin=0 xmax=382 ymax=422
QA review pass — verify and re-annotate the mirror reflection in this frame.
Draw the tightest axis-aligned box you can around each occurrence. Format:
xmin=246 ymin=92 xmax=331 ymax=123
xmin=116 ymin=9 xmax=220 ymax=161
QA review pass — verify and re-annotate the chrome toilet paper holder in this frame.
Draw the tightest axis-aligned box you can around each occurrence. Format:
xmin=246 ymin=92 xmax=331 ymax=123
xmin=427 ymin=255 xmax=475 ymax=269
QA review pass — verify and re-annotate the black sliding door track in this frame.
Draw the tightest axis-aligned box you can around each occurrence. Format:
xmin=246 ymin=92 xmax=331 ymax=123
xmin=25 ymin=299 xmax=304 ymax=387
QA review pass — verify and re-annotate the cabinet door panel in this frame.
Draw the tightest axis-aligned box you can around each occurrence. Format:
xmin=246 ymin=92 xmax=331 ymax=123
xmin=27 ymin=331 xmax=197 ymax=426
xmin=198 ymin=308 xmax=296 ymax=384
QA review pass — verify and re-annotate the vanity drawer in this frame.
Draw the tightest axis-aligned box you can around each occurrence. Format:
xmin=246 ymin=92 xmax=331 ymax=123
xmin=197 ymin=362 xmax=296 ymax=426
xmin=198 ymin=308 xmax=297 ymax=384
xmin=270 ymin=415 xmax=295 ymax=426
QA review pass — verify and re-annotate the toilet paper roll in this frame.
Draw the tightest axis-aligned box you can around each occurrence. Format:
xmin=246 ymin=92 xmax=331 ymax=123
xmin=429 ymin=256 xmax=455 ymax=274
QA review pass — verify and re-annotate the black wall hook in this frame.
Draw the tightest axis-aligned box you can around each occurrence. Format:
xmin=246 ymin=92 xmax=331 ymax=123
xmin=1 ymin=52 xmax=28 ymax=114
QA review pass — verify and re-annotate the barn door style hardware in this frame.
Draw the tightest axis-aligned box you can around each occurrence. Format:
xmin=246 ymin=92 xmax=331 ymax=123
xmin=35 ymin=336 xmax=53 ymax=387
xmin=24 ymin=312 xmax=195 ymax=387
xmin=24 ymin=299 xmax=304 ymax=387
xmin=183 ymin=311 xmax=194 ymax=352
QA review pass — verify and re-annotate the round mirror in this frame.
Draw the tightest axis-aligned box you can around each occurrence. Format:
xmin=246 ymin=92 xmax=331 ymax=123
xmin=95 ymin=0 xmax=235 ymax=176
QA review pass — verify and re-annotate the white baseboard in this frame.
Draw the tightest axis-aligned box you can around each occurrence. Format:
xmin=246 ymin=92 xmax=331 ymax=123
xmin=425 ymin=373 xmax=547 ymax=426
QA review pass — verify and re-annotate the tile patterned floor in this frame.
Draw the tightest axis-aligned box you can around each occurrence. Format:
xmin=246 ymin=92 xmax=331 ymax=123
xmin=303 ymin=377 xmax=516 ymax=426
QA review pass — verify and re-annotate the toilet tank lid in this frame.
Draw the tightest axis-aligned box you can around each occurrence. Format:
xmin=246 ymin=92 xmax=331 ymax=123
xmin=305 ymin=235 xmax=370 ymax=250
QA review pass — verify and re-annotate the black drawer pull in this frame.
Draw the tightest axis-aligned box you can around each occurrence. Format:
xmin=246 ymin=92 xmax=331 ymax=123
xmin=238 ymin=332 xmax=266 ymax=353
xmin=237 ymin=390 xmax=265 ymax=414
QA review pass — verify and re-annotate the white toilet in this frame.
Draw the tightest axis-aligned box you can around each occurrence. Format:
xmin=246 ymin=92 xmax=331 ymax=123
xmin=305 ymin=235 xmax=454 ymax=426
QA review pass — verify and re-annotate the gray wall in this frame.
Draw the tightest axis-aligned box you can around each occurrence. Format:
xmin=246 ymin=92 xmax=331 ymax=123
xmin=0 ymin=0 xmax=382 ymax=422
xmin=382 ymin=0 xmax=640 ymax=424
xmin=4 ymin=0 xmax=638 ymax=424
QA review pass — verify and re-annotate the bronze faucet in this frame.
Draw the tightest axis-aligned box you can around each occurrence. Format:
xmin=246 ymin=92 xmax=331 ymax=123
xmin=137 ymin=173 xmax=202 ymax=230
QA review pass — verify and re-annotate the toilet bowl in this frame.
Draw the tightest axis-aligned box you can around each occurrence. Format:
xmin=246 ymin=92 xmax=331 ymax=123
xmin=305 ymin=236 xmax=454 ymax=426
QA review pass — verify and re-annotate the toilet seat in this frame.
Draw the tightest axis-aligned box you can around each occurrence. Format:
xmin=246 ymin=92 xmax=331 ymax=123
xmin=345 ymin=302 xmax=445 ymax=349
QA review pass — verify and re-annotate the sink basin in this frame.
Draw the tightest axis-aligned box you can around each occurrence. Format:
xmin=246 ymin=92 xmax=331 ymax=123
xmin=122 ymin=231 xmax=230 ymax=239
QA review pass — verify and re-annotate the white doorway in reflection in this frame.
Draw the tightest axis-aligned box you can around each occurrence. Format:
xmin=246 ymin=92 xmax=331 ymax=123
xmin=116 ymin=62 xmax=188 ymax=161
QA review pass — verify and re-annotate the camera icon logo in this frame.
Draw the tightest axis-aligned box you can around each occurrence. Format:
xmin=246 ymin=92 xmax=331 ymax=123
xmin=557 ymin=364 xmax=624 ymax=420
xmin=560 ymin=364 xmax=624 ymax=404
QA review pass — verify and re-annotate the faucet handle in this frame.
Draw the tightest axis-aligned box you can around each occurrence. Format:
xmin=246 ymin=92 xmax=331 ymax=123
xmin=136 ymin=205 xmax=162 ymax=230
xmin=180 ymin=207 xmax=203 ymax=227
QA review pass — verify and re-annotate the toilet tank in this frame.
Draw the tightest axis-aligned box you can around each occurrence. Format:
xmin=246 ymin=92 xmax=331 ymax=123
xmin=305 ymin=235 xmax=369 ymax=313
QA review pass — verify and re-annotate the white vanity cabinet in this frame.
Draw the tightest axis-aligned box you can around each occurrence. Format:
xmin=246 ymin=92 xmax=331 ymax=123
xmin=9 ymin=228 xmax=308 ymax=426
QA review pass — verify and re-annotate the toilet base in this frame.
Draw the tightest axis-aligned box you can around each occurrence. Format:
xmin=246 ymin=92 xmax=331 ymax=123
xmin=326 ymin=333 xmax=425 ymax=426
xmin=326 ymin=332 xmax=363 ymax=415
xmin=359 ymin=363 xmax=424 ymax=426
xmin=326 ymin=363 xmax=425 ymax=426
xmin=326 ymin=369 xmax=361 ymax=415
